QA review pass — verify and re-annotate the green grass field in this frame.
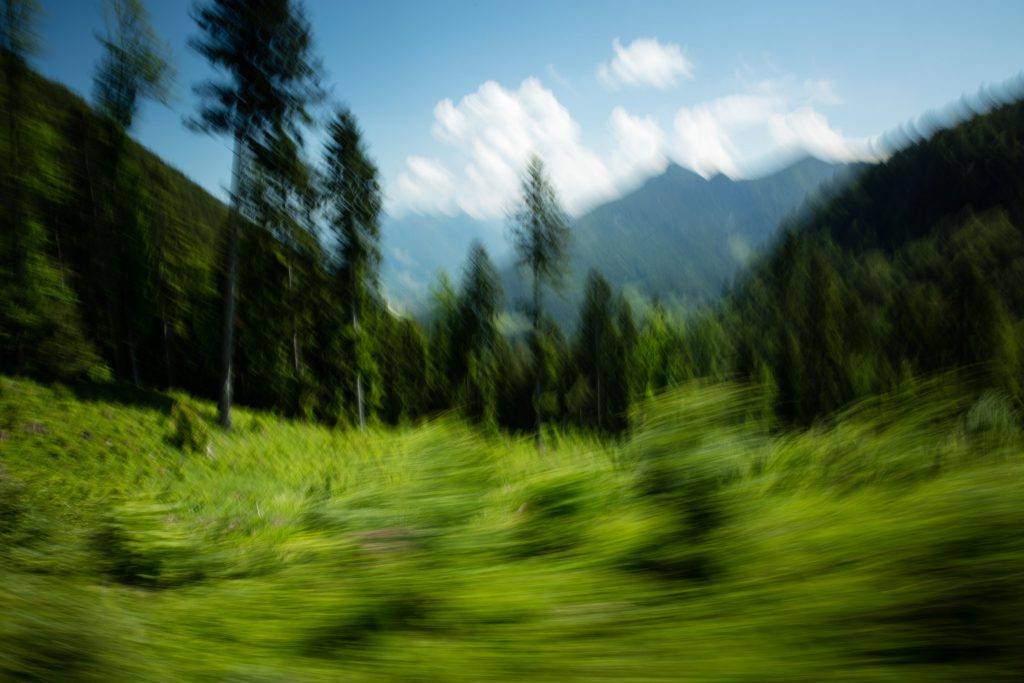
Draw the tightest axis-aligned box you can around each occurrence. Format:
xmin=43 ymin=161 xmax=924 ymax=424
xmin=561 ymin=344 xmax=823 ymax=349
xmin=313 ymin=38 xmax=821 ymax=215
xmin=2 ymin=375 xmax=1024 ymax=681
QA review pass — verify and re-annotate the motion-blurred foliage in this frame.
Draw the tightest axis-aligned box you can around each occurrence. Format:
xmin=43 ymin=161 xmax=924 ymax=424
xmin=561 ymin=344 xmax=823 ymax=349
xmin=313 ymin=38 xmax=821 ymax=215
xmin=2 ymin=375 xmax=1023 ymax=680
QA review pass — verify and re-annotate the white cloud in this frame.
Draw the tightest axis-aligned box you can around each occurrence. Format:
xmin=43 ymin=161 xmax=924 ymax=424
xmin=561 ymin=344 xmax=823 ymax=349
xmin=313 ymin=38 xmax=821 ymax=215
xmin=393 ymin=156 xmax=457 ymax=215
xmin=609 ymin=106 xmax=668 ymax=186
xmin=670 ymin=94 xmax=782 ymax=177
xmin=670 ymin=81 xmax=876 ymax=178
xmin=769 ymin=107 xmax=872 ymax=161
xmin=389 ymin=72 xmax=880 ymax=219
xmin=546 ymin=64 xmax=574 ymax=93
xmin=393 ymin=78 xmax=620 ymax=219
xmin=598 ymin=37 xmax=693 ymax=90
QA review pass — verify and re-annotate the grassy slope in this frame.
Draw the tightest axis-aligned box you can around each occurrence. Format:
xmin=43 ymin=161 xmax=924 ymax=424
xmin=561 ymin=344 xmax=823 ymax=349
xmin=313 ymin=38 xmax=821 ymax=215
xmin=2 ymin=376 xmax=1024 ymax=681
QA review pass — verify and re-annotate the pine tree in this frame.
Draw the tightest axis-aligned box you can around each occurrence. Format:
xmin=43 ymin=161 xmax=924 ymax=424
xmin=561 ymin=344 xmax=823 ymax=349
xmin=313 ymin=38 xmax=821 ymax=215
xmin=509 ymin=155 xmax=571 ymax=448
xmin=321 ymin=107 xmax=382 ymax=430
xmin=189 ymin=0 xmax=322 ymax=428
xmin=92 ymin=0 xmax=174 ymax=386
xmin=576 ymin=270 xmax=615 ymax=431
xmin=455 ymin=241 xmax=503 ymax=428
xmin=93 ymin=0 xmax=172 ymax=131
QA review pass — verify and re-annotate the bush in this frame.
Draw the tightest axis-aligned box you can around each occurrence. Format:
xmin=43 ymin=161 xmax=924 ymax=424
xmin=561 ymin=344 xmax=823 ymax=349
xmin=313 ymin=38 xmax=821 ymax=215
xmin=93 ymin=500 xmax=200 ymax=587
xmin=168 ymin=398 xmax=209 ymax=453
xmin=512 ymin=470 xmax=601 ymax=556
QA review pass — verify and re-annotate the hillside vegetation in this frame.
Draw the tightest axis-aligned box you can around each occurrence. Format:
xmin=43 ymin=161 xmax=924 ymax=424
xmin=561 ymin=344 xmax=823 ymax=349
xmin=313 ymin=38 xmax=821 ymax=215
xmin=726 ymin=93 xmax=1024 ymax=423
xmin=6 ymin=3 xmax=1024 ymax=680
xmin=3 ymin=375 xmax=1024 ymax=680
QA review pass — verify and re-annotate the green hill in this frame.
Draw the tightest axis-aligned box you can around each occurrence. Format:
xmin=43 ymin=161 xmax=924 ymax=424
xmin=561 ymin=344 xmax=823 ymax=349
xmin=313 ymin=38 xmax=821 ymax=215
xmin=727 ymin=90 xmax=1024 ymax=423
xmin=1 ymin=52 xmax=229 ymax=395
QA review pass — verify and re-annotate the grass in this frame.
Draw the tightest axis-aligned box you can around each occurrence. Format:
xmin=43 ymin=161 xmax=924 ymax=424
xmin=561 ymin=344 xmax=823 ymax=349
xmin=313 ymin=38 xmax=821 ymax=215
xmin=2 ymin=374 xmax=1023 ymax=681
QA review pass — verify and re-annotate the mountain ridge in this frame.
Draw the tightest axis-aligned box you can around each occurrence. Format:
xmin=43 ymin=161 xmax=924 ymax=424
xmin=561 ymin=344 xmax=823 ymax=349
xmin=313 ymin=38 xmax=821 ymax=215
xmin=382 ymin=155 xmax=862 ymax=322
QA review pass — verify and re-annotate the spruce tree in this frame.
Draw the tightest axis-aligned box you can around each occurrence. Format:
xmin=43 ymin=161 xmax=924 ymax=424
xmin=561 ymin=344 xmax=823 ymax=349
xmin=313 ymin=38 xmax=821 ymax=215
xmin=509 ymin=155 xmax=571 ymax=448
xmin=456 ymin=241 xmax=503 ymax=428
xmin=321 ymin=107 xmax=382 ymax=430
xmin=92 ymin=0 xmax=174 ymax=385
xmin=189 ymin=0 xmax=322 ymax=428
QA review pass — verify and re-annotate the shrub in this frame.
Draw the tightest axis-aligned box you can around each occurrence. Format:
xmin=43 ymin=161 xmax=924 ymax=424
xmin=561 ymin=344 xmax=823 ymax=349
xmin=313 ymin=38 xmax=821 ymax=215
xmin=93 ymin=500 xmax=200 ymax=587
xmin=168 ymin=398 xmax=209 ymax=454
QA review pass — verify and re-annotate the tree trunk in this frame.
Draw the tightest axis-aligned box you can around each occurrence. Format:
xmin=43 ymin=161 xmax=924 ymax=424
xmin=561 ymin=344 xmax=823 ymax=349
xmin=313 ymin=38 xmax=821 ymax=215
xmin=5 ymin=53 xmax=26 ymax=369
xmin=595 ymin=331 xmax=602 ymax=431
xmin=288 ymin=259 xmax=302 ymax=415
xmin=218 ymin=132 xmax=244 ymax=429
xmin=161 ymin=300 xmax=173 ymax=389
xmin=533 ymin=272 xmax=543 ymax=451
xmin=353 ymin=306 xmax=365 ymax=431
xmin=81 ymin=129 xmax=124 ymax=379
xmin=129 ymin=340 xmax=141 ymax=387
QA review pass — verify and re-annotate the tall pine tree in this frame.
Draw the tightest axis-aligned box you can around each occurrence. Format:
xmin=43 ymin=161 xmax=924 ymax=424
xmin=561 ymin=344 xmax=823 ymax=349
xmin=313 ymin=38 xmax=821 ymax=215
xmin=321 ymin=107 xmax=382 ymax=430
xmin=509 ymin=155 xmax=571 ymax=448
xmin=455 ymin=241 xmax=503 ymax=429
xmin=92 ymin=0 xmax=174 ymax=386
xmin=189 ymin=0 xmax=322 ymax=428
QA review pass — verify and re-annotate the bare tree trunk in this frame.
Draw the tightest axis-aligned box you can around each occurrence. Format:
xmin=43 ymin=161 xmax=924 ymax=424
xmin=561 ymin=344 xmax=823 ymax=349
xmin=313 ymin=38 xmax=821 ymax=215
xmin=288 ymin=259 xmax=302 ymax=415
xmin=595 ymin=332 xmax=602 ymax=431
xmin=129 ymin=341 xmax=141 ymax=387
xmin=218 ymin=132 xmax=243 ymax=429
xmin=81 ymin=134 xmax=124 ymax=378
xmin=353 ymin=307 xmax=365 ymax=431
xmin=533 ymin=273 xmax=543 ymax=451
xmin=55 ymin=231 xmax=67 ymax=292
xmin=161 ymin=300 xmax=173 ymax=388
xmin=5 ymin=54 xmax=27 ymax=369
xmin=106 ymin=298 xmax=122 ymax=378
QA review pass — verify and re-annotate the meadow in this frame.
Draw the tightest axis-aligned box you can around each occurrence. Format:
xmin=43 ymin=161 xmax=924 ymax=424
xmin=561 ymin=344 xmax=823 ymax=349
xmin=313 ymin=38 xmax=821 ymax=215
xmin=3 ymin=374 xmax=1023 ymax=681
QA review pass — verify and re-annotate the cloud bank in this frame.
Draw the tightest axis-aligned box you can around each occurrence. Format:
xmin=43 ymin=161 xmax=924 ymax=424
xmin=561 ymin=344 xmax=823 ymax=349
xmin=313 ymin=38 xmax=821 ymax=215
xmin=390 ymin=59 xmax=879 ymax=220
xmin=393 ymin=78 xmax=664 ymax=218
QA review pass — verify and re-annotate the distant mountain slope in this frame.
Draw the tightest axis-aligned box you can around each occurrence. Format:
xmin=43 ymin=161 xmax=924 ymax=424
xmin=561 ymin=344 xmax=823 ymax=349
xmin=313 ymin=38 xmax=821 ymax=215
xmin=380 ymin=213 xmax=506 ymax=313
xmin=383 ymin=157 xmax=858 ymax=323
xmin=499 ymin=156 xmax=859 ymax=325
xmin=571 ymin=156 xmax=855 ymax=302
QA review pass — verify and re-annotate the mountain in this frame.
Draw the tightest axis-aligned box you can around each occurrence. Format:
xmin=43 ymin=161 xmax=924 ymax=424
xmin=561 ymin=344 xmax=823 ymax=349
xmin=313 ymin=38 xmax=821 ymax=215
xmin=383 ymin=157 xmax=858 ymax=324
xmin=571 ymin=157 xmax=856 ymax=303
xmin=380 ymin=212 xmax=507 ymax=313
xmin=502 ymin=156 xmax=860 ymax=326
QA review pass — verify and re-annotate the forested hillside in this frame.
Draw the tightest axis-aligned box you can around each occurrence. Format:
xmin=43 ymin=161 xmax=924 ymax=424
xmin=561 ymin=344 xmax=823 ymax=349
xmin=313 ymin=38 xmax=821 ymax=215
xmin=726 ymin=90 xmax=1024 ymax=423
xmin=1 ymin=45 xmax=441 ymax=427
xmin=1 ymin=47 xmax=227 ymax=394
xmin=6 ymin=46 xmax=1024 ymax=435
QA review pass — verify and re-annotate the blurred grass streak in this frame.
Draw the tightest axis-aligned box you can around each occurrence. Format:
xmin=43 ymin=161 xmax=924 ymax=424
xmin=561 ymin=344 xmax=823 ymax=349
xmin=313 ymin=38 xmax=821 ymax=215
xmin=2 ymin=374 xmax=1024 ymax=680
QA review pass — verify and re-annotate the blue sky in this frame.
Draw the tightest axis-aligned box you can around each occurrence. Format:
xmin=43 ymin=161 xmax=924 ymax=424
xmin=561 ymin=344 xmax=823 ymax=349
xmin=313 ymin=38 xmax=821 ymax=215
xmin=34 ymin=0 xmax=1024 ymax=218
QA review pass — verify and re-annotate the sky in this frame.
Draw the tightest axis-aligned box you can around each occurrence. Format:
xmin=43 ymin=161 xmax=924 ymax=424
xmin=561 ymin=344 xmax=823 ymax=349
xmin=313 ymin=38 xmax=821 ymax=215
xmin=33 ymin=0 xmax=1024 ymax=220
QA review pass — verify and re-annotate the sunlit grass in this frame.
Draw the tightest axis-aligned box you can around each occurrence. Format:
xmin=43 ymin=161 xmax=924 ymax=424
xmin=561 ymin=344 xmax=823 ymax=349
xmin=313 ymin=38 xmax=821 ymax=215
xmin=2 ymin=374 xmax=1023 ymax=680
